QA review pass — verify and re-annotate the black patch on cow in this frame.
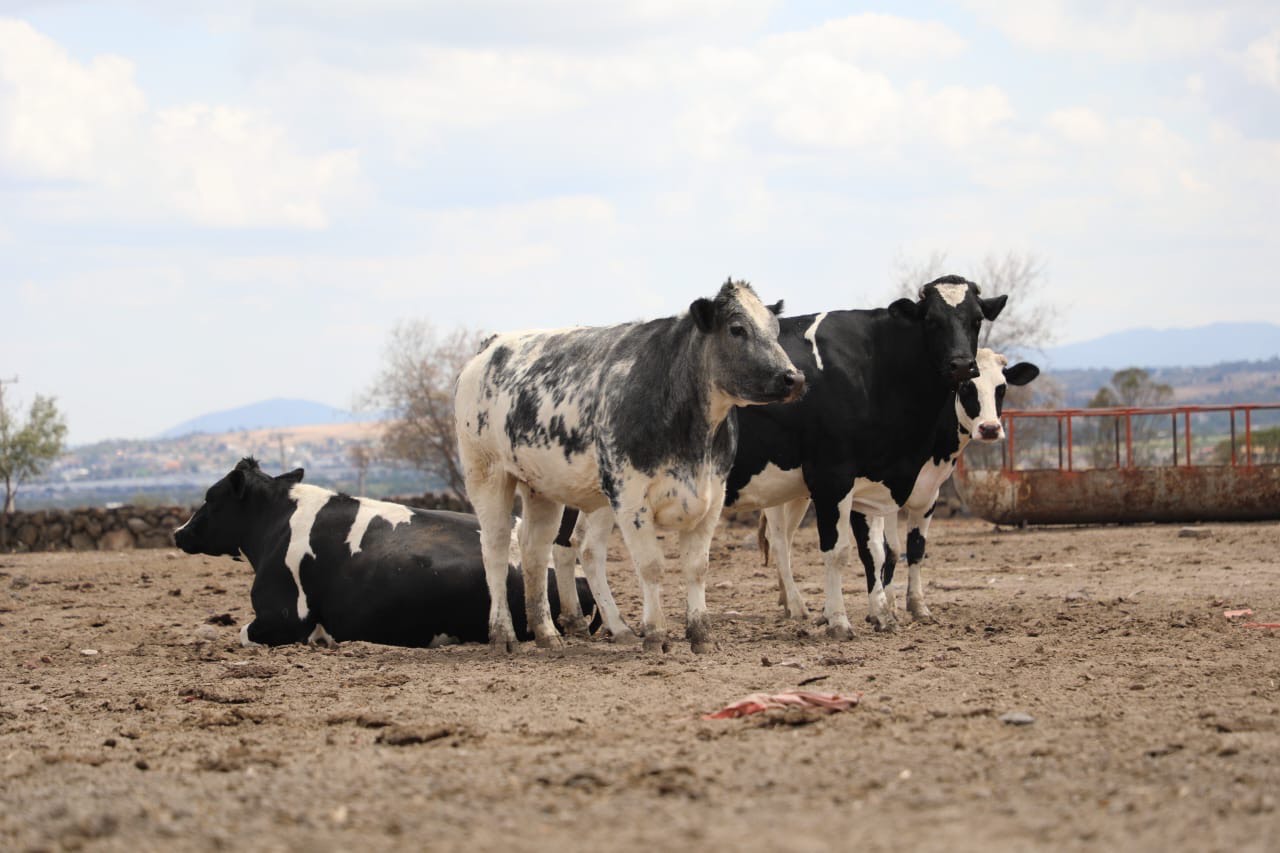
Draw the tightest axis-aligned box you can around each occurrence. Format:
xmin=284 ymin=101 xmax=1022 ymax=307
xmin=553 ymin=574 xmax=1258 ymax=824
xmin=924 ymin=502 xmax=936 ymax=518
xmin=958 ymin=380 xmax=980 ymax=420
xmin=906 ymin=528 xmax=926 ymax=564
xmin=476 ymin=410 xmax=489 ymax=433
xmin=547 ymin=414 xmax=588 ymax=460
xmin=554 ymin=507 xmax=579 ymax=548
xmin=995 ymin=383 xmax=1007 ymax=416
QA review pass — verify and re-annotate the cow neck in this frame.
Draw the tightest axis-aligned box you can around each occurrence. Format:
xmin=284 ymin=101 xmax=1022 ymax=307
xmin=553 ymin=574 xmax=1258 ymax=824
xmin=873 ymin=315 xmax=958 ymax=458
xmin=929 ymin=395 xmax=966 ymax=464
xmin=237 ymin=483 xmax=305 ymax=570
xmin=622 ymin=316 xmax=725 ymax=470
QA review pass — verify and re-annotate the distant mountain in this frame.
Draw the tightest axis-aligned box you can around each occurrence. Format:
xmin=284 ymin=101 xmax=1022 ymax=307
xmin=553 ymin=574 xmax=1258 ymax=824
xmin=1044 ymin=358 xmax=1280 ymax=409
xmin=159 ymin=398 xmax=365 ymax=438
xmin=1043 ymin=322 xmax=1280 ymax=370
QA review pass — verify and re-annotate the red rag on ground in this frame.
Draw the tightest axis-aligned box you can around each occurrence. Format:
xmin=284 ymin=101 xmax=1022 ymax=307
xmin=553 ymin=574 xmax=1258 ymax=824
xmin=702 ymin=690 xmax=862 ymax=720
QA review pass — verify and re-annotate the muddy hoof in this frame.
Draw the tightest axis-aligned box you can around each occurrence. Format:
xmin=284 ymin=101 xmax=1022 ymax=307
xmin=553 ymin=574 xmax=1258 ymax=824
xmin=690 ymin=640 xmax=712 ymax=655
xmin=535 ymin=633 xmax=565 ymax=650
xmin=488 ymin=638 xmax=516 ymax=655
xmin=608 ymin=627 xmax=642 ymax=645
xmin=909 ymin=604 xmax=936 ymax=624
xmin=825 ymin=623 xmax=855 ymax=641
xmin=557 ymin=615 xmax=591 ymax=637
xmin=782 ymin=604 xmax=811 ymax=621
xmin=643 ymin=633 xmax=670 ymax=654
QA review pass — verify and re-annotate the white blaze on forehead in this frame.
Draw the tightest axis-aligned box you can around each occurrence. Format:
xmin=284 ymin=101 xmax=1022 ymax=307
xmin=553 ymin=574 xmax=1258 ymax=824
xmin=736 ymin=284 xmax=774 ymax=330
xmin=803 ymin=312 xmax=828 ymax=370
xmin=346 ymin=497 xmax=414 ymax=555
xmin=934 ymin=283 xmax=969 ymax=307
xmin=285 ymin=483 xmax=333 ymax=621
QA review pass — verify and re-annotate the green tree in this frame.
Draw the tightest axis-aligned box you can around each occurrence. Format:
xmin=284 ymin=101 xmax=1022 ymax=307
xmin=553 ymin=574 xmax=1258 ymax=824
xmin=359 ymin=321 xmax=485 ymax=498
xmin=1084 ymin=368 xmax=1174 ymax=467
xmin=0 ymin=392 xmax=69 ymax=513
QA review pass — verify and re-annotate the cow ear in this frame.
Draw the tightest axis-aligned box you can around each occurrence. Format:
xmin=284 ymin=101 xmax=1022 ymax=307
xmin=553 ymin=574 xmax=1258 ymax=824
xmin=1003 ymin=362 xmax=1040 ymax=386
xmin=689 ymin=298 xmax=717 ymax=332
xmin=888 ymin=298 xmax=919 ymax=320
xmin=276 ymin=468 xmax=305 ymax=484
xmin=979 ymin=294 xmax=1008 ymax=321
xmin=228 ymin=469 xmax=247 ymax=499
xmin=768 ymin=300 xmax=784 ymax=316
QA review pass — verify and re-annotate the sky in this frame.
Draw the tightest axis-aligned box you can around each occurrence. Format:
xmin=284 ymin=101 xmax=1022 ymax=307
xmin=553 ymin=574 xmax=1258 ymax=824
xmin=2 ymin=1 xmax=1279 ymax=444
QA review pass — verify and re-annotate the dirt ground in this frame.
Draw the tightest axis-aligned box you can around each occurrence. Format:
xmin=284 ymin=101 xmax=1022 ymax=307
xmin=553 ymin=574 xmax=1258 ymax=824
xmin=2 ymin=517 xmax=1279 ymax=852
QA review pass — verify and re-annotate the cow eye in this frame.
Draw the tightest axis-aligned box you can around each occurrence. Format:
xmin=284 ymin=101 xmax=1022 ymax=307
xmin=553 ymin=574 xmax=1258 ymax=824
xmin=729 ymin=324 xmax=747 ymax=339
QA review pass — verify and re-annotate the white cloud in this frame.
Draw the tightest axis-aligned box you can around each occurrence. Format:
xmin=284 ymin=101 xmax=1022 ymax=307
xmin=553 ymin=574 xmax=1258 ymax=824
xmin=1239 ymin=29 xmax=1280 ymax=91
xmin=0 ymin=17 xmax=359 ymax=228
xmin=963 ymin=1 xmax=1228 ymax=60
xmin=762 ymin=13 xmax=968 ymax=66
xmin=1046 ymin=107 xmax=1109 ymax=144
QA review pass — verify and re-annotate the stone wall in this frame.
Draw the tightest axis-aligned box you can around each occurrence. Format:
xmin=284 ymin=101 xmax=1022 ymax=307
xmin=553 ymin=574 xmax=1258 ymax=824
xmin=0 ymin=506 xmax=191 ymax=553
xmin=0 ymin=492 xmax=469 ymax=554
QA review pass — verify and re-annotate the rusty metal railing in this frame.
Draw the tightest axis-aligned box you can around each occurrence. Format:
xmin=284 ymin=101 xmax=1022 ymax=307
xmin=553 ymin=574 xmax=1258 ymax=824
xmin=989 ymin=403 xmax=1280 ymax=472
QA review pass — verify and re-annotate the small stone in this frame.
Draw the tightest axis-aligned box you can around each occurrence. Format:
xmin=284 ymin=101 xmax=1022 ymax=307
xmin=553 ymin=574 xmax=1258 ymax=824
xmin=1178 ymin=527 xmax=1212 ymax=539
xmin=193 ymin=625 xmax=219 ymax=643
xmin=713 ymin=581 xmax=733 ymax=589
xmin=80 ymin=649 xmax=99 ymax=656
xmin=999 ymin=711 xmax=1035 ymax=726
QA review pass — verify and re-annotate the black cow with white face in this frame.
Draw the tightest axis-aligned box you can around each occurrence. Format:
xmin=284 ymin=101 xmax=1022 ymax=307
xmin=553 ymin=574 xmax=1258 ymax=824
xmin=723 ymin=276 xmax=1007 ymax=639
xmin=454 ymin=279 xmax=803 ymax=654
xmin=760 ymin=347 xmax=1039 ymax=631
xmin=173 ymin=458 xmax=596 ymax=648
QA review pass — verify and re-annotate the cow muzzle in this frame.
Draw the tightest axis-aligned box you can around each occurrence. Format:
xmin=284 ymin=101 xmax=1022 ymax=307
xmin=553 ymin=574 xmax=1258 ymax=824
xmin=976 ymin=422 xmax=1003 ymax=442
xmin=778 ymin=368 xmax=806 ymax=402
xmin=948 ymin=356 xmax=980 ymax=385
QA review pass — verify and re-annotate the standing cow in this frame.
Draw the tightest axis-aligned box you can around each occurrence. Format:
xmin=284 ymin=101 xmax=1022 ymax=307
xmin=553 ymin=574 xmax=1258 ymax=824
xmin=760 ymin=347 xmax=1039 ymax=630
xmin=724 ymin=276 xmax=1006 ymax=639
xmin=173 ymin=458 xmax=597 ymax=647
xmin=454 ymin=279 xmax=803 ymax=653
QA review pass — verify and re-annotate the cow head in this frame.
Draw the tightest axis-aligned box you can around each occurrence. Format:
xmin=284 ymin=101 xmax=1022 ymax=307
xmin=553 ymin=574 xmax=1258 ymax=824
xmin=689 ymin=279 xmax=805 ymax=406
xmin=889 ymin=275 xmax=1007 ymax=387
xmin=174 ymin=457 xmax=305 ymax=557
xmin=956 ymin=349 xmax=1040 ymax=443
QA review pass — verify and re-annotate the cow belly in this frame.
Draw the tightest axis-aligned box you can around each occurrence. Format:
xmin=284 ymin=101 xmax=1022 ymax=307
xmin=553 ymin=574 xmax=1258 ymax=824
xmin=849 ymin=478 xmax=896 ymax=517
xmin=508 ymin=444 xmax=609 ymax=511
xmin=642 ymin=471 xmax=719 ymax=530
xmin=733 ymin=462 xmax=808 ymax=511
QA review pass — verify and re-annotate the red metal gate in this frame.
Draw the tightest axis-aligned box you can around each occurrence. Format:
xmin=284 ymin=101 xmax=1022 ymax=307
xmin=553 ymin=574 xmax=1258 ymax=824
xmin=956 ymin=403 xmax=1280 ymax=524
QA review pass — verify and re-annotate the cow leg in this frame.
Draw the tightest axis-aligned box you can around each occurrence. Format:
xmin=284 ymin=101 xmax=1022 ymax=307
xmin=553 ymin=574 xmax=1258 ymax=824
xmin=812 ymin=491 xmax=855 ymax=640
xmin=468 ymin=469 xmax=519 ymax=653
xmin=678 ymin=490 xmax=725 ymax=654
xmin=517 ymin=488 xmax=565 ymax=650
xmin=859 ymin=514 xmax=897 ymax=633
xmin=551 ymin=507 xmax=589 ymax=637
xmin=767 ymin=497 xmax=810 ymax=620
xmin=615 ymin=511 xmax=669 ymax=653
xmin=881 ymin=510 xmax=902 ymax=621
xmin=576 ymin=508 xmax=639 ymax=643
xmin=906 ymin=505 xmax=937 ymax=623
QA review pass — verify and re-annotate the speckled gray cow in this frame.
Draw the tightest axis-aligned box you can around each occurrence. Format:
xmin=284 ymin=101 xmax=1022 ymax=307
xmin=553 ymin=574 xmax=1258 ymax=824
xmin=453 ymin=280 xmax=803 ymax=654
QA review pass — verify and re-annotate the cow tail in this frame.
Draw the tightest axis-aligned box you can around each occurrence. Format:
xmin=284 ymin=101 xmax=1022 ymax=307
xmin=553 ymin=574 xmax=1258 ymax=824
xmin=757 ymin=513 xmax=771 ymax=566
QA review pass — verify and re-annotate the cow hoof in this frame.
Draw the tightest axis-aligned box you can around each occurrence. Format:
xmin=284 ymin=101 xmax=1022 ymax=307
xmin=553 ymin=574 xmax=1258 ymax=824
xmin=871 ymin=613 xmax=898 ymax=633
xmin=825 ymin=623 xmax=855 ymax=641
xmin=643 ymin=633 xmax=670 ymax=654
xmin=535 ymin=633 xmax=565 ymax=650
xmin=557 ymin=616 xmax=591 ymax=638
xmin=607 ymin=627 xmax=642 ymax=645
xmin=690 ymin=640 xmax=712 ymax=655
xmin=909 ymin=603 xmax=936 ymax=623
xmin=783 ymin=604 xmax=811 ymax=621
xmin=488 ymin=638 xmax=516 ymax=655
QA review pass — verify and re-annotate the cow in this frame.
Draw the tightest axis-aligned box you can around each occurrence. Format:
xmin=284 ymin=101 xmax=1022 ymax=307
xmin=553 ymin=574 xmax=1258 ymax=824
xmin=722 ymin=275 xmax=1007 ymax=639
xmin=759 ymin=347 xmax=1039 ymax=631
xmin=453 ymin=279 xmax=804 ymax=654
xmin=173 ymin=458 xmax=597 ymax=648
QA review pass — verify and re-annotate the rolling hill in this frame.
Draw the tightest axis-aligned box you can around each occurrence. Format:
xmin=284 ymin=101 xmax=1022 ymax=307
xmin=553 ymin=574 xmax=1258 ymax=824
xmin=1042 ymin=322 xmax=1280 ymax=370
xmin=158 ymin=398 xmax=367 ymax=438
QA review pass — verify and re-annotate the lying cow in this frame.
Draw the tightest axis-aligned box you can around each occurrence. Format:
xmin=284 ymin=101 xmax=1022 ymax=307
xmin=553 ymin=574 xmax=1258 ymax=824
xmin=173 ymin=458 xmax=597 ymax=648
xmin=454 ymin=279 xmax=803 ymax=653
xmin=759 ymin=347 xmax=1039 ymax=630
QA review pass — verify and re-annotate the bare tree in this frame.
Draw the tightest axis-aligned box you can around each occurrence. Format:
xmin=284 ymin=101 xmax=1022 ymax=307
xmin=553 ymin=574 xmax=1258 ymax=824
xmin=360 ymin=322 xmax=486 ymax=498
xmin=891 ymin=249 xmax=1059 ymax=356
xmin=347 ymin=441 xmax=374 ymax=496
xmin=1084 ymin=368 xmax=1175 ymax=467
xmin=0 ymin=386 xmax=68 ymax=513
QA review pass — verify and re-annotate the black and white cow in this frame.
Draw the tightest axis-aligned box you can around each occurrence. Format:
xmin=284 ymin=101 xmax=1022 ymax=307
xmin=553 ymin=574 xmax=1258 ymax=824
xmin=173 ymin=458 xmax=597 ymax=648
xmin=454 ymin=279 xmax=803 ymax=654
xmin=723 ymin=276 xmax=1006 ymax=639
xmin=759 ymin=347 xmax=1039 ymax=631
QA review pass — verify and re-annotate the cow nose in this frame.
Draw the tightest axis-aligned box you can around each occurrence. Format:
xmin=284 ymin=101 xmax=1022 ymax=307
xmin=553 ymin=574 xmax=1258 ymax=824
xmin=780 ymin=369 xmax=805 ymax=399
xmin=949 ymin=356 xmax=979 ymax=379
xmin=978 ymin=422 xmax=1002 ymax=440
